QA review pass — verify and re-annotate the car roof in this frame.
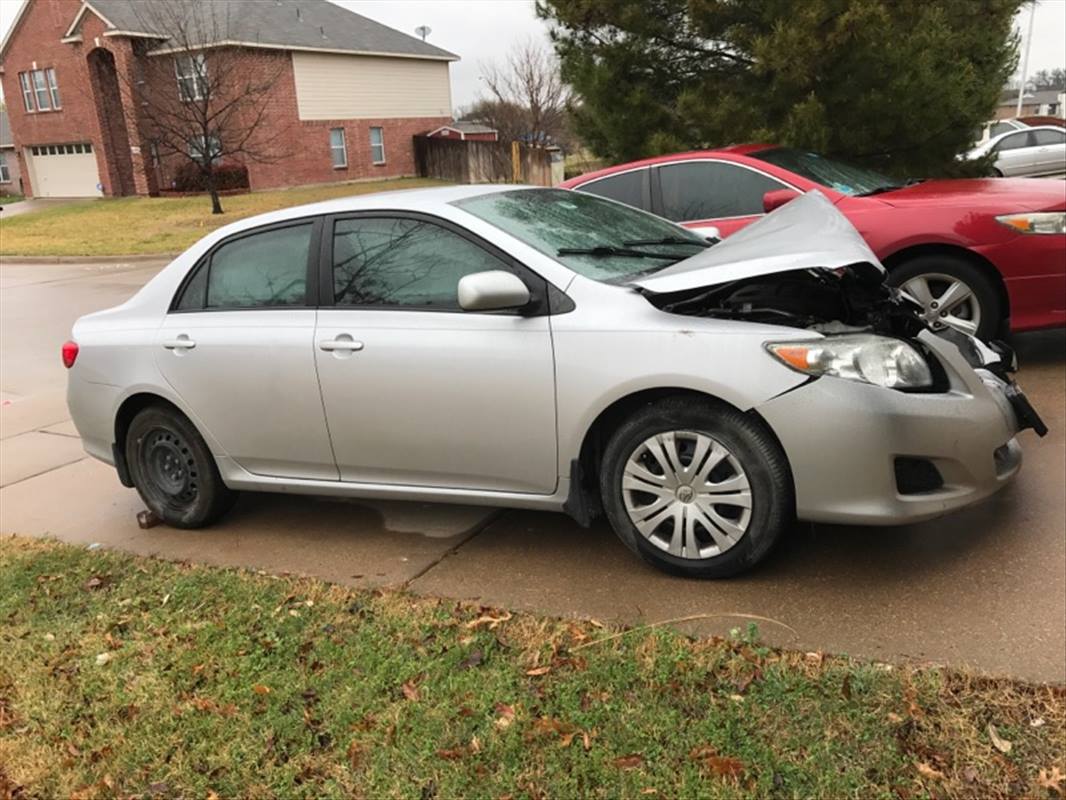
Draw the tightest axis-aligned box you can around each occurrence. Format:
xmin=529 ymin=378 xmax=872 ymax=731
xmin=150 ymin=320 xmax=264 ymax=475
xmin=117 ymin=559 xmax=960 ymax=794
xmin=561 ymin=144 xmax=775 ymax=186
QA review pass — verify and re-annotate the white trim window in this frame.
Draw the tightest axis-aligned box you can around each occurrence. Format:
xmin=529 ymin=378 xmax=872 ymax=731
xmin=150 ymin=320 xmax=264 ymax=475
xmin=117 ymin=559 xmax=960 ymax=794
xmin=369 ymin=126 xmax=385 ymax=165
xmin=175 ymin=53 xmax=208 ymax=102
xmin=0 ymin=153 xmax=10 ymax=183
xmin=330 ymin=128 xmax=347 ymax=168
xmin=31 ymin=69 xmax=52 ymax=111
xmin=46 ymin=68 xmax=61 ymax=108
xmin=19 ymin=72 xmax=34 ymax=112
xmin=189 ymin=134 xmax=222 ymax=164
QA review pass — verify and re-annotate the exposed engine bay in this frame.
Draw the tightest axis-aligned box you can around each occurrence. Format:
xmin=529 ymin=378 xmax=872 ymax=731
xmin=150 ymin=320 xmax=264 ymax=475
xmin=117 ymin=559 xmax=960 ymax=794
xmin=643 ymin=262 xmax=928 ymax=338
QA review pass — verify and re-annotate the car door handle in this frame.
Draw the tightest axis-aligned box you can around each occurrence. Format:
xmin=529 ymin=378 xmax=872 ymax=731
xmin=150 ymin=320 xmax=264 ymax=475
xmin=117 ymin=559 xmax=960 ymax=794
xmin=162 ymin=336 xmax=196 ymax=350
xmin=319 ymin=339 xmax=364 ymax=352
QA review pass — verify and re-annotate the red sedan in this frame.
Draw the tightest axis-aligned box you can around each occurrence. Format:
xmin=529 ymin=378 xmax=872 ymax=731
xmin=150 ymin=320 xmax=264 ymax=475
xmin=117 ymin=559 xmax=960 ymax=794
xmin=561 ymin=145 xmax=1066 ymax=339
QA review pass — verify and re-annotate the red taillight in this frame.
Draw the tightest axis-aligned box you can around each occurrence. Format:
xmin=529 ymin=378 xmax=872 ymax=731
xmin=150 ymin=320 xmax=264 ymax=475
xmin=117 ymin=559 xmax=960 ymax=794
xmin=62 ymin=340 xmax=79 ymax=369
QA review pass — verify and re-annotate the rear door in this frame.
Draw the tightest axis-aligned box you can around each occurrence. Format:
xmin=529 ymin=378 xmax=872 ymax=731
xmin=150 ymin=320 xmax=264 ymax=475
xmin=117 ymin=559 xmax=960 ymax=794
xmin=1031 ymin=129 xmax=1066 ymax=174
xmin=155 ymin=218 xmax=337 ymax=480
xmin=651 ymin=160 xmax=793 ymax=237
xmin=314 ymin=213 xmax=558 ymax=493
xmin=994 ymin=131 xmax=1037 ymax=176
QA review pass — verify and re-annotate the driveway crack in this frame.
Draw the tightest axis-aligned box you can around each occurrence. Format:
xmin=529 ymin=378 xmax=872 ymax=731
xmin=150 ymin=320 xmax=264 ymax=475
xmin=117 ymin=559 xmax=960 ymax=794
xmin=403 ymin=509 xmax=505 ymax=588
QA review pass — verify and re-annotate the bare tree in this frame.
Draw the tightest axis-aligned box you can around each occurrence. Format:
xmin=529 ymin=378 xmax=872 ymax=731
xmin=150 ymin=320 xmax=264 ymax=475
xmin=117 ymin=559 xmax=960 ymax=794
xmin=124 ymin=0 xmax=288 ymax=213
xmin=479 ymin=40 xmax=571 ymax=147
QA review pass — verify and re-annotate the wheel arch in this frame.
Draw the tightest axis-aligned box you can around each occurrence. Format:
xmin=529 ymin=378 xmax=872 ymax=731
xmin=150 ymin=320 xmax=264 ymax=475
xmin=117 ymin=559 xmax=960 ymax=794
xmin=881 ymin=243 xmax=1010 ymax=323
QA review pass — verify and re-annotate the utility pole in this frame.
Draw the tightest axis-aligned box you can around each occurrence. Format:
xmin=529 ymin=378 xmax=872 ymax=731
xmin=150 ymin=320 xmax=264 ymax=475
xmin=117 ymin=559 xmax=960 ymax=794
xmin=1016 ymin=1 xmax=1037 ymax=117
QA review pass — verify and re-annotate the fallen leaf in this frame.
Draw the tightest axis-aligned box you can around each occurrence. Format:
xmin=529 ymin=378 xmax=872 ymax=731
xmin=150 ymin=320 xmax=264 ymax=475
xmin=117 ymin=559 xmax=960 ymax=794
xmin=987 ymin=723 xmax=1012 ymax=754
xmin=613 ymin=753 xmax=644 ymax=770
xmin=347 ymin=740 xmax=363 ymax=769
xmin=525 ymin=666 xmax=552 ymax=677
xmin=465 ymin=611 xmax=513 ymax=630
xmin=1037 ymin=766 xmax=1065 ymax=796
xmin=962 ymin=766 xmax=978 ymax=784
xmin=207 ymin=792 xmax=220 ymax=800
xmin=707 ymin=756 xmax=744 ymax=780
xmin=841 ymin=673 xmax=852 ymax=700
xmin=436 ymin=747 xmax=467 ymax=760
xmin=66 ymin=742 xmax=81 ymax=757
xmin=402 ymin=680 xmax=421 ymax=701
xmin=94 ymin=652 xmax=111 ymax=666
xmin=494 ymin=703 xmax=515 ymax=729
xmin=917 ymin=762 xmax=945 ymax=781
xmin=252 ymin=684 xmax=271 ymax=695
xmin=734 ymin=670 xmax=759 ymax=694
xmin=887 ymin=712 xmax=904 ymax=724
xmin=1030 ymin=716 xmax=1046 ymax=728
xmin=469 ymin=735 xmax=482 ymax=754
xmin=84 ymin=575 xmax=108 ymax=591
xmin=459 ymin=650 xmax=484 ymax=670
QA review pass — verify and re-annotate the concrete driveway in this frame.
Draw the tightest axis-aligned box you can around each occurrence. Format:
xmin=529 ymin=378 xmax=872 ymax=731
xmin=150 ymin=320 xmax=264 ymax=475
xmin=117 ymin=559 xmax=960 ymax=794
xmin=2 ymin=259 xmax=1064 ymax=683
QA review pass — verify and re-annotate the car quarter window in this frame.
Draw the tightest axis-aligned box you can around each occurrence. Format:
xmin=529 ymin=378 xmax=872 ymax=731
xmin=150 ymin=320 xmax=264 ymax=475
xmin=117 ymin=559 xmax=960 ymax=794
xmin=1033 ymin=129 xmax=1066 ymax=145
xmin=578 ymin=169 xmax=650 ymax=211
xmin=331 ymin=217 xmax=510 ymax=309
xmin=175 ymin=223 xmax=312 ymax=310
xmin=996 ymin=131 xmax=1033 ymax=151
xmin=657 ymin=161 xmax=786 ymax=221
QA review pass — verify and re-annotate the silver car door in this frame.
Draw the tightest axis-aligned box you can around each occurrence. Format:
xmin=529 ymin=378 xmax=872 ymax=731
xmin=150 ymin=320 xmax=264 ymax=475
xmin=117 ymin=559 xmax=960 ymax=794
xmin=155 ymin=219 xmax=337 ymax=481
xmin=314 ymin=214 xmax=558 ymax=493
xmin=1031 ymin=129 xmax=1066 ymax=174
xmin=994 ymin=131 xmax=1036 ymax=176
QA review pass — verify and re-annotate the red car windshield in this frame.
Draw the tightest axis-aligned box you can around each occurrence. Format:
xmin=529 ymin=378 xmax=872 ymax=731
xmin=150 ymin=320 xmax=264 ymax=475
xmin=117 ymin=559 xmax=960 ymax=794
xmin=751 ymin=147 xmax=903 ymax=197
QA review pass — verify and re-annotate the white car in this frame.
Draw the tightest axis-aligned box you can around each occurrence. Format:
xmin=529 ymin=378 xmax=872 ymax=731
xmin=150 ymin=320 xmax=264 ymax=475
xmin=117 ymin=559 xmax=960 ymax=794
xmin=64 ymin=186 xmax=1044 ymax=578
xmin=967 ymin=125 xmax=1066 ymax=177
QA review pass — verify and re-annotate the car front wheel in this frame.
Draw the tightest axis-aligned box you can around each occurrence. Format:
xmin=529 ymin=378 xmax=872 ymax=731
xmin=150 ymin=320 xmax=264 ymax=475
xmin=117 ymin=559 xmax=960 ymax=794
xmin=889 ymin=255 xmax=1003 ymax=341
xmin=599 ymin=397 xmax=792 ymax=578
xmin=126 ymin=405 xmax=237 ymax=528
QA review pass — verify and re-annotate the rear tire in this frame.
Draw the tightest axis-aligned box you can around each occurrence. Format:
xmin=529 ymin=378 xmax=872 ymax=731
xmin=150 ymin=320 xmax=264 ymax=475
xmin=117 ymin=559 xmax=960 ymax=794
xmin=599 ymin=397 xmax=792 ymax=579
xmin=126 ymin=405 xmax=237 ymax=528
xmin=888 ymin=255 xmax=1004 ymax=341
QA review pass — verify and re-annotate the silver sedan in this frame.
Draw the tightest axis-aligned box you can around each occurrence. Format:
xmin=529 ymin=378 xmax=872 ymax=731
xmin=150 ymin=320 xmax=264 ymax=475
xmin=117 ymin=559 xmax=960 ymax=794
xmin=967 ymin=125 xmax=1066 ymax=177
xmin=64 ymin=186 xmax=1044 ymax=577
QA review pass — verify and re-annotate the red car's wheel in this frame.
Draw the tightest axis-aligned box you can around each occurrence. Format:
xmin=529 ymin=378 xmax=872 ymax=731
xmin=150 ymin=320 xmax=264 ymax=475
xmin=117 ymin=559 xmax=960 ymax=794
xmin=889 ymin=255 xmax=1004 ymax=341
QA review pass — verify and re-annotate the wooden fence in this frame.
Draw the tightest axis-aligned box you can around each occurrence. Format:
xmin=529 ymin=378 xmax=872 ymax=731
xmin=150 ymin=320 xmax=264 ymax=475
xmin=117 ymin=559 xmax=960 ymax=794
xmin=413 ymin=136 xmax=559 ymax=186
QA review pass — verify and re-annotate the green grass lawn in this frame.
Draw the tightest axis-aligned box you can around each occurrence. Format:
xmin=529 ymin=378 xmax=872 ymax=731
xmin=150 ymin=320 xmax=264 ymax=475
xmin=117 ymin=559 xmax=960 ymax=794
xmin=1 ymin=536 xmax=1063 ymax=800
xmin=0 ymin=178 xmax=444 ymax=258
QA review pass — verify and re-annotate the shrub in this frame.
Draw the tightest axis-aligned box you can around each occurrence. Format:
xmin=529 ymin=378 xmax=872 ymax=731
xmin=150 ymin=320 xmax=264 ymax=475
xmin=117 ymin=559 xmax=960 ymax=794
xmin=172 ymin=161 xmax=250 ymax=192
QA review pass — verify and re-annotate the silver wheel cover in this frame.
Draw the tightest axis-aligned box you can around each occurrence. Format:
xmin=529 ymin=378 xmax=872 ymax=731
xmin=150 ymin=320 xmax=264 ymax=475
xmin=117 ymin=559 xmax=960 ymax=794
xmin=900 ymin=272 xmax=982 ymax=337
xmin=622 ymin=430 xmax=752 ymax=560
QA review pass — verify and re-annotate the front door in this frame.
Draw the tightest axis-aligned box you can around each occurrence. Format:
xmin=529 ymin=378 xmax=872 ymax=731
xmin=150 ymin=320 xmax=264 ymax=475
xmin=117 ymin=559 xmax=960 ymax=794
xmin=155 ymin=219 xmax=337 ymax=480
xmin=314 ymin=214 xmax=558 ymax=494
xmin=994 ymin=131 xmax=1037 ymax=176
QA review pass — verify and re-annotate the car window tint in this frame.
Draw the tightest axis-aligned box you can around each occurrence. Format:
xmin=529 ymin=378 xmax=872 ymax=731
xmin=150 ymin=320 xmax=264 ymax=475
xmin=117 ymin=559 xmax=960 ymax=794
xmin=206 ymin=224 xmax=311 ymax=308
xmin=997 ymin=132 xmax=1033 ymax=151
xmin=578 ymin=169 xmax=649 ymax=210
xmin=175 ymin=258 xmax=208 ymax=310
xmin=1032 ymin=129 xmax=1065 ymax=145
xmin=658 ymin=162 xmax=785 ymax=221
xmin=332 ymin=217 xmax=508 ymax=309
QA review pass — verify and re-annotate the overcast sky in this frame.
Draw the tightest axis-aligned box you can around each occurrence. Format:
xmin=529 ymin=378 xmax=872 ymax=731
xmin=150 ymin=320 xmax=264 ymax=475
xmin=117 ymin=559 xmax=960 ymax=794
xmin=1 ymin=0 xmax=1064 ymax=109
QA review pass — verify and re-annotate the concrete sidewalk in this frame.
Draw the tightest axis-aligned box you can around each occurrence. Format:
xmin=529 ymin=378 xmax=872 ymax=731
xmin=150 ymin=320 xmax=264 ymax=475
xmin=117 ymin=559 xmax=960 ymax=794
xmin=2 ymin=259 xmax=1064 ymax=683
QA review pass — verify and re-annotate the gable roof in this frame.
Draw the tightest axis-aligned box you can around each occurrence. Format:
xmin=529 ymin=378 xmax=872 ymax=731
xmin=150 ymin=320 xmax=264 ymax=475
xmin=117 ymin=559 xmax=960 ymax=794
xmin=66 ymin=0 xmax=457 ymax=60
xmin=998 ymin=88 xmax=1063 ymax=106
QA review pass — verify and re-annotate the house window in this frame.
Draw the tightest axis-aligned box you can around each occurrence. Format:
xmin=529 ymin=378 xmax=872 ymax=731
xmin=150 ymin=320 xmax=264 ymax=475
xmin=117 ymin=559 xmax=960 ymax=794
xmin=330 ymin=128 xmax=347 ymax=168
xmin=189 ymin=134 xmax=222 ymax=164
xmin=19 ymin=72 xmax=34 ymax=112
xmin=369 ymin=127 xmax=385 ymax=164
xmin=46 ymin=68 xmax=61 ymax=108
xmin=0 ymin=153 xmax=10 ymax=183
xmin=31 ymin=70 xmax=52 ymax=111
xmin=176 ymin=53 xmax=208 ymax=101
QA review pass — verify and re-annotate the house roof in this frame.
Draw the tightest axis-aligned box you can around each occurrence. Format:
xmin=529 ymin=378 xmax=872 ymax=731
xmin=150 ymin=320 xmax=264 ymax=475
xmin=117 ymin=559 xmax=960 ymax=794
xmin=0 ymin=110 xmax=13 ymax=148
xmin=998 ymin=88 xmax=1063 ymax=106
xmin=447 ymin=121 xmax=499 ymax=135
xmin=69 ymin=0 xmax=458 ymax=60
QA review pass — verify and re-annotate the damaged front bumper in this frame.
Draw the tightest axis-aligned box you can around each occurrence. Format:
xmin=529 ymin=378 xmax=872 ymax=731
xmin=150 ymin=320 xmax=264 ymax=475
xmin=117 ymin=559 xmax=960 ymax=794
xmin=756 ymin=331 xmax=1043 ymax=526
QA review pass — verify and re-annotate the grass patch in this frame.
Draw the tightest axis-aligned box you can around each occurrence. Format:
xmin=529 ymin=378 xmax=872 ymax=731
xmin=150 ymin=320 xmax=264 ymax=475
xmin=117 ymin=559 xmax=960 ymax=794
xmin=0 ymin=178 xmax=445 ymax=258
xmin=0 ymin=192 xmax=26 ymax=205
xmin=1 ymin=535 xmax=1063 ymax=799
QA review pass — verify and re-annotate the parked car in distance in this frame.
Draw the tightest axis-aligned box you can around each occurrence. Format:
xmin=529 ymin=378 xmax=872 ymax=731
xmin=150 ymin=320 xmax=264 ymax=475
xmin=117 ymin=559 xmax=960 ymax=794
xmin=65 ymin=186 xmax=1044 ymax=578
xmin=973 ymin=117 xmax=1029 ymax=146
xmin=966 ymin=125 xmax=1066 ymax=178
xmin=561 ymin=145 xmax=1066 ymax=340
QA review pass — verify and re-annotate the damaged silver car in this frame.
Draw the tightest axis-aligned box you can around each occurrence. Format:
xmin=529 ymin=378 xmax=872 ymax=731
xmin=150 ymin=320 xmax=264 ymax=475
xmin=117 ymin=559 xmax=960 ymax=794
xmin=65 ymin=186 xmax=1046 ymax=578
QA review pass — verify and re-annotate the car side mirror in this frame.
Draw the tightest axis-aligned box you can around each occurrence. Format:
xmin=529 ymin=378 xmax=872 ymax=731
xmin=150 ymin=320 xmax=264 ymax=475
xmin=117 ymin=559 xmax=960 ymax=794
xmin=687 ymin=224 xmax=721 ymax=242
xmin=763 ymin=189 xmax=801 ymax=213
xmin=458 ymin=270 xmax=531 ymax=312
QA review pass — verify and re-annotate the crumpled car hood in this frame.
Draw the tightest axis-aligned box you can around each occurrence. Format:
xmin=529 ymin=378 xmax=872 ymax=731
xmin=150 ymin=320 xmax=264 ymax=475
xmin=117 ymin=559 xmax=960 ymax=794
xmin=630 ymin=190 xmax=884 ymax=294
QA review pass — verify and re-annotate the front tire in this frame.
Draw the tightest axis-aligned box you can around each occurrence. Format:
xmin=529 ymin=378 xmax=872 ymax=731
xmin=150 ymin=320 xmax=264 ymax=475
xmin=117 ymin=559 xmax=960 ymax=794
xmin=126 ymin=405 xmax=237 ymax=528
xmin=888 ymin=255 xmax=1003 ymax=341
xmin=599 ymin=397 xmax=792 ymax=579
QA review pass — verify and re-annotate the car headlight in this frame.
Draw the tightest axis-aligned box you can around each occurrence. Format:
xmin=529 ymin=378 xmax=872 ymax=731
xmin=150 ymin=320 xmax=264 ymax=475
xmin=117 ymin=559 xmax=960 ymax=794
xmin=765 ymin=334 xmax=933 ymax=389
xmin=995 ymin=212 xmax=1066 ymax=235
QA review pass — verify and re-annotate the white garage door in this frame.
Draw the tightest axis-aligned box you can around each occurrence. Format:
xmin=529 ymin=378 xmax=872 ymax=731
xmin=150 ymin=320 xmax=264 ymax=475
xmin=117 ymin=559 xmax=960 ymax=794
xmin=26 ymin=143 xmax=102 ymax=198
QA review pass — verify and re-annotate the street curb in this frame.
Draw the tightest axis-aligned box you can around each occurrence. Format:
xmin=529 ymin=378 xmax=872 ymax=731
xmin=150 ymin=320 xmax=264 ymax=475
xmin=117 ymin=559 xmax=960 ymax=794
xmin=0 ymin=253 xmax=178 ymax=264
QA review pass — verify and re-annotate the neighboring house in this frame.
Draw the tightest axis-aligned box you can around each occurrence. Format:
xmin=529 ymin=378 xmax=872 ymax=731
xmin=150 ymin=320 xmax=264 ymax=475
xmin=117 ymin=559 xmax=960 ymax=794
xmin=994 ymin=88 xmax=1066 ymax=120
xmin=0 ymin=0 xmax=457 ymax=198
xmin=426 ymin=120 xmax=499 ymax=142
xmin=0 ymin=109 xmax=22 ymax=193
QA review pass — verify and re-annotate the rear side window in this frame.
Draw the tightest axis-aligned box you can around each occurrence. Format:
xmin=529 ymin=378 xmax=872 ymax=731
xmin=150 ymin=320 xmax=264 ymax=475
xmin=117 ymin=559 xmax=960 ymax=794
xmin=578 ymin=169 xmax=650 ymax=211
xmin=658 ymin=162 xmax=785 ymax=221
xmin=1032 ymin=129 xmax=1065 ymax=145
xmin=174 ymin=223 xmax=312 ymax=310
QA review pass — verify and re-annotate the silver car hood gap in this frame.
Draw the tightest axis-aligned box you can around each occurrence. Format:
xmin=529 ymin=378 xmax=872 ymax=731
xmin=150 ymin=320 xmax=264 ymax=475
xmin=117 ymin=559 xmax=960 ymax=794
xmin=630 ymin=191 xmax=885 ymax=295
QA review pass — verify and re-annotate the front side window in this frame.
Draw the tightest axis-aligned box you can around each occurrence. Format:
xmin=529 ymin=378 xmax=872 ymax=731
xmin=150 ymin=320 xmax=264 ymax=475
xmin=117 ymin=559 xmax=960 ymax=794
xmin=578 ymin=169 xmax=650 ymax=211
xmin=330 ymin=128 xmax=347 ymax=168
xmin=369 ymin=127 xmax=385 ymax=164
xmin=0 ymin=153 xmax=10 ymax=183
xmin=455 ymin=188 xmax=707 ymax=282
xmin=46 ymin=68 xmax=61 ymax=108
xmin=658 ymin=161 xmax=786 ymax=221
xmin=332 ymin=217 xmax=507 ymax=309
xmin=178 ymin=223 xmax=312 ymax=310
xmin=176 ymin=53 xmax=208 ymax=101
xmin=19 ymin=72 xmax=34 ymax=112
xmin=996 ymin=131 xmax=1033 ymax=152
xmin=31 ymin=70 xmax=51 ymax=111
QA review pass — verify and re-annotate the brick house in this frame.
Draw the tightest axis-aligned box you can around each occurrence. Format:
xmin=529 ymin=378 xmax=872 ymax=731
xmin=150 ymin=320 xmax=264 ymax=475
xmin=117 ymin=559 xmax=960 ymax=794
xmin=0 ymin=0 xmax=458 ymax=198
